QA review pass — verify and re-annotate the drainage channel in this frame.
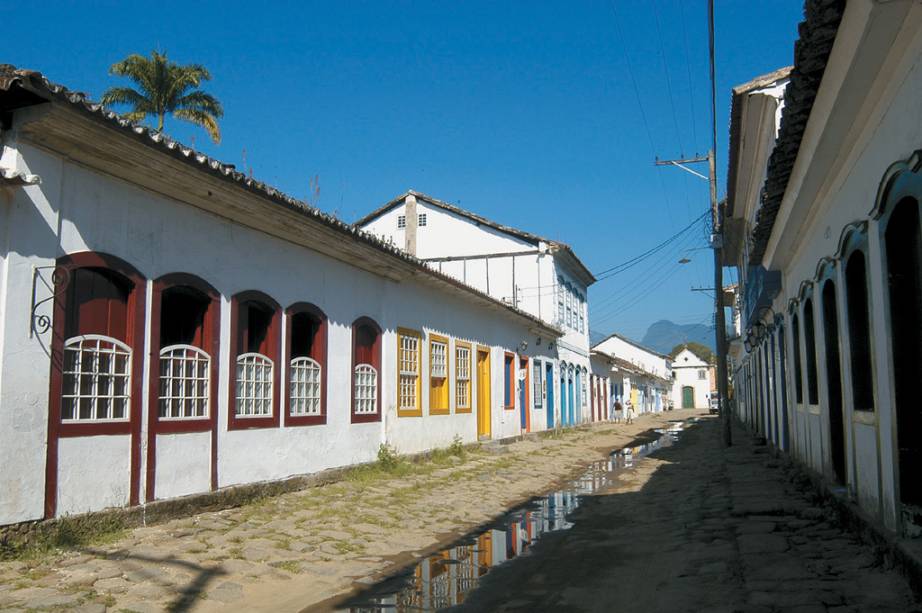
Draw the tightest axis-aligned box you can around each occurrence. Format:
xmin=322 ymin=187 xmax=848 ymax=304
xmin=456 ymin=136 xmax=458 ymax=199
xmin=324 ymin=420 xmax=689 ymax=612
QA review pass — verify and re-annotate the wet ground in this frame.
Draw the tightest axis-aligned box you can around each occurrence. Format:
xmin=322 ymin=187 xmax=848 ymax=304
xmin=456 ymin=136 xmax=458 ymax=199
xmin=332 ymin=424 xmax=686 ymax=612
xmin=394 ymin=418 xmax=918 ymax=613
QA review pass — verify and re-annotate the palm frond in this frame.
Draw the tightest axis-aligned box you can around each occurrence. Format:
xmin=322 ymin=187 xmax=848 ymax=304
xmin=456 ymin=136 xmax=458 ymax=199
xmin=176 ymin=90 xmax=224 ymax=118
xmin=100 ymin=86 xmax=151 ymax=110
xmin=173 ymin=108 xmax=222 ymax=144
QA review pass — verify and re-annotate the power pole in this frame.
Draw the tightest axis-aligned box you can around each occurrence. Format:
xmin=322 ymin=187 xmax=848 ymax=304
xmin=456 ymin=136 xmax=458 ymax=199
xmin=651 ymin=0 xmax=731 ymax=447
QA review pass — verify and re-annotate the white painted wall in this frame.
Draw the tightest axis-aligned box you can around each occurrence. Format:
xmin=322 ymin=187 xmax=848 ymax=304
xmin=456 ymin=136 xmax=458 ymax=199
xmin=731 ymin=2 xmax=922 ymax=532
xmin=0 ymin=140 xmax=558 ymax=525
xmin=360 ymin=196 xmax=592 ymax=362
xmin=671 ymin=349 xmax=712 ymax=409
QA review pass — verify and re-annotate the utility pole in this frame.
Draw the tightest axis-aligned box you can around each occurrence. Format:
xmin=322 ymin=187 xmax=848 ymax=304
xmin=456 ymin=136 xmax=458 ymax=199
xmin=708 ymin=0 xmax=731 ymax=447
xmin=652 ymin=0 xmax=731 ymax=447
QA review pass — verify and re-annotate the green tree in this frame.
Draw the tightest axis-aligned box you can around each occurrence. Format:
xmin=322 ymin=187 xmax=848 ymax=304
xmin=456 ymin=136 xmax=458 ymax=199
xmin=669 ymin=342 xmax=715 ymax=365
xmin=101 ymin=51 xmax=224 ymax=144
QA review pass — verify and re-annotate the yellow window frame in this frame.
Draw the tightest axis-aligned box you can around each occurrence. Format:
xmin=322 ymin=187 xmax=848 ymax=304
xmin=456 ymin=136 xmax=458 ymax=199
xmin=429 ymin=333 xmax=451 ymax=415
xmin=454 ymin=340 xmax=473 ymax=413
xmin=396 ymin=327 xmax=422 ymax=417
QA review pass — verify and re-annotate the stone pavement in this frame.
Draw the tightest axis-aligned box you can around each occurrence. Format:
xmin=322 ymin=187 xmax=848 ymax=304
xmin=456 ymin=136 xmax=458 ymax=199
xmin=458 ymin=417 xmax=920 ymax=613
xmin=0 ymin=410 xmax=700 ymax=612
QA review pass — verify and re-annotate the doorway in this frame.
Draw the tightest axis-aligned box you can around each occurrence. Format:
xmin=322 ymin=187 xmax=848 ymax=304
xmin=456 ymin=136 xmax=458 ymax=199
xmin=682 ymin=386 xmax=694 ymax=409
xmin=822 ymin=279 xmax=846 ymax=484
xmin=546 ymin=364 xmax=555 ymax=429
xmin=886 ymin=199 xmax=922 ymax=513
xmin=477 ymin=348 xmax=491 ymax=439
xmin=519 ymin=357 xmax=530 ymax=432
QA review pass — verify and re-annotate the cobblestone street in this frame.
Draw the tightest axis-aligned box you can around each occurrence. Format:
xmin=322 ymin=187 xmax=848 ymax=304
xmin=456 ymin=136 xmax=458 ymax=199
xmin=0 ymin=411 xmax=695 ymax=612
xmin=458 ymin=417 xmax=920 ymax=612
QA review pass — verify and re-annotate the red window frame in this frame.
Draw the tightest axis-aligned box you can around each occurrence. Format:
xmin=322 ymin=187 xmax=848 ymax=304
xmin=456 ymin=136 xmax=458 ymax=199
xmin=146 ymin=273 xmax=221 ymax=502
xmin=285 ymin=302 xmax=328 ymax=427
xmin=504 ymin=352 xmax=516 ymax=411
xmin=351 ymin=316 xmax=382 ymax=424
xmin=228 ymin=290 xmax=281 ymax=430
xmin=46 ymin=251 xmax=147 ymax=518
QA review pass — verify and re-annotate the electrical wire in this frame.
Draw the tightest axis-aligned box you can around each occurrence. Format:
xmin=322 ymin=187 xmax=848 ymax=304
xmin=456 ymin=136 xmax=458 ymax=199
xmin=652 ymin=0 xmax=685 ymax=156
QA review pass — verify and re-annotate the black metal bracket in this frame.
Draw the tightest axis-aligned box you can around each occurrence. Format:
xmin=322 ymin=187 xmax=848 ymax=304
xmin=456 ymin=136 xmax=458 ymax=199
xmin=30 ymin=265 xmax=69 ymax=337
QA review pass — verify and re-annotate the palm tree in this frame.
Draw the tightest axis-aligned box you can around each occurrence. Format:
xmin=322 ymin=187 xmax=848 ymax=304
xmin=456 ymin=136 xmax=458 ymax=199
xmin=101 ymin=51 xmax=224 ymax=144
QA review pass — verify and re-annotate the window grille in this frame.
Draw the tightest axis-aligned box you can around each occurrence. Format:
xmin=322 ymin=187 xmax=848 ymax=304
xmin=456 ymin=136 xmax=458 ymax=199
xmin=456 ymin=345 xmax=471 ymax=408
xmin=159 ymin=344 xmax=209 ymax=419
xmin=533 ymin=362 xmax=543 ymax=408
xmin=399 ymin=333 xmax=420 ymax=410
xmin=397 ymin=215 xmax=406 ymax=229
xmin=431 ymin=340 xmax=447 ymax=378
xmin=235 ymin=353 xmax=274 ymax=417
xmin=698 ymin=369 xmax=707 ymax=380
xmin=354 ymin=364 xmax=378 ymax=414
xmin=62 ymin=335 xmax=131 ymax=422
xmin=290 ymin=357 xmax=322 ymax=416
xmin=418 ymin=213 xmax=427 ymax=226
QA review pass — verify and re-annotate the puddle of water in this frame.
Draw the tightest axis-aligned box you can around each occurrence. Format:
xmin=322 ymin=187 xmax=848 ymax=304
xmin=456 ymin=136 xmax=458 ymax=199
xmin=334 ymin=422 xmax=687 ymax=612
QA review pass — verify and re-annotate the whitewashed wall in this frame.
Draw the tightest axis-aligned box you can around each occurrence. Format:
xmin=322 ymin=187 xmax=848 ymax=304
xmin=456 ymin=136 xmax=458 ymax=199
xmin=0 ymin=141 xmax=556 ymax=525
xmin=671 ymin=349 xmax=712 ymax=409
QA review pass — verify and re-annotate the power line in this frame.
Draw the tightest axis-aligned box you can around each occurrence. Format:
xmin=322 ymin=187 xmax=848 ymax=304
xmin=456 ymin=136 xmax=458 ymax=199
xmin=609 ymin=2 xmax=678 ymax=224
xmin=594 ymin=210 xmax=708 ymax=280
xmin=652 ymin=0 xmax=685 ymax=156
xmin=678 ymin=0 xmax=700 ymax=150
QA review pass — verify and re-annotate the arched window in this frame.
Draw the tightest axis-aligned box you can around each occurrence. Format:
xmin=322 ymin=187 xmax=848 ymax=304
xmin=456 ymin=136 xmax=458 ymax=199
xmin=803 ymin=297 xmax=819 ymax=405
xmin=791 ymin=310 xmax=803 ymax=404
xmin=286 ymin=303 xmax=327 ymax=426
xmin=154 ymin=278 xmax=218 ymax=423
xmin=61 ymin=268 xmax=134 ymax=423
xmin=47 ymin=252 xmax=147 ymax=516
xmin=845 ymin=251 xmax=874 ymax=411
xmin=352 ymin=317 xmax=382 ymax=422
xmin=229 ymin=291 xmax=281 ymax=429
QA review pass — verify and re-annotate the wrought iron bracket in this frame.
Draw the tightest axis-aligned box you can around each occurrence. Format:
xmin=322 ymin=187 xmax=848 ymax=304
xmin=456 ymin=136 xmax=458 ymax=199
xmin=30 ymin=265 xmax=69 ymax=337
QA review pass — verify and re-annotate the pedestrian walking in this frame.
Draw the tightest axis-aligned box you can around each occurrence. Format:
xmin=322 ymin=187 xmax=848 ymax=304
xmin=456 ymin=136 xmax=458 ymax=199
xmin=613 ymin=399 xmax=624 ymax=423
xmin=625 ymin=400 xmax=636 ymax=424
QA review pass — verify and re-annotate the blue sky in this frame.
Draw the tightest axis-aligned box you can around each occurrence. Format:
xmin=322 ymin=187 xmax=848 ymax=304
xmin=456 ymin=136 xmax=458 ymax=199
xmin=3 ymin=0 xmax=802 ymax=341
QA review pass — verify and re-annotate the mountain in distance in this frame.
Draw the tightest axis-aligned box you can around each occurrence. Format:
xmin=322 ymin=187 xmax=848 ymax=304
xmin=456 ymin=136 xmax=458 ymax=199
xmin=640 ymin=319 xmax=716 ymax=355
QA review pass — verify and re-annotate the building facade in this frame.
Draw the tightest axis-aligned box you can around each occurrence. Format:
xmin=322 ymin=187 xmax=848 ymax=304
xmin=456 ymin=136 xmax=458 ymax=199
xmin=357 ymin=191 xmax=598 ymax=426
xmin=0 ymin=66 xmax=565 ymax=527
xmin=725 ymin=0 xmax=922 ymax=535
xmin=591 ymin=334 xmax=671 ymax=413
xmin=670 ymin=348 xmax=712 ymax=410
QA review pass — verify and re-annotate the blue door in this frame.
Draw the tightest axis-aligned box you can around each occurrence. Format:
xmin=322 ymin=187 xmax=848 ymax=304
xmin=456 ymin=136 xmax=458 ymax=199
xmin=568 ymin=374 xmax=575 ymax=426
xmin=519 ymin=364 xmax=527 ymax=430
xmin=560 ymin=372 xmax=568 ymax=426
xmin=546 ymin=364 xmax=555 ymax=429
xmin=574 ymin=370 xmax=581 ymax=424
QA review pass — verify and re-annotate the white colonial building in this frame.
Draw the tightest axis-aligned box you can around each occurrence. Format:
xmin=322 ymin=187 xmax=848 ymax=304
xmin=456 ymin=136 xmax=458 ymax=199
xmin=591 ymin=333 xmax=672 ymax=413
xmin=0 ymin=66 xmax=572 ymax=528
xmin=725 ymin=0 xmax=922 ymax=536
xmin=670 ymin=347 xmax=712 ymax=410
xmin=357 ymin=191 xmax=598 ymax=427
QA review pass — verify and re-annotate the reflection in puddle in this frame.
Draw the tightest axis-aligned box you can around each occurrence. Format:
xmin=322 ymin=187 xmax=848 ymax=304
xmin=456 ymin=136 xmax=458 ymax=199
xmin=341 ymin=422 xmax=686 ymax=612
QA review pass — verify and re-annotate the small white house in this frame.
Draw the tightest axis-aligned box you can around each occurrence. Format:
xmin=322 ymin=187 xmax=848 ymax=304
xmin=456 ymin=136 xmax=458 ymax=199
xmin=670 ymin=348 xmax=712 ymax=409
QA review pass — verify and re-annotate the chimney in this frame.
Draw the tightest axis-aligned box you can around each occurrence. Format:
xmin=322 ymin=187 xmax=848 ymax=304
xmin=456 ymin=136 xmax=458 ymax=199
xmin=404 ymin=194 xmax=418 ymax=257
